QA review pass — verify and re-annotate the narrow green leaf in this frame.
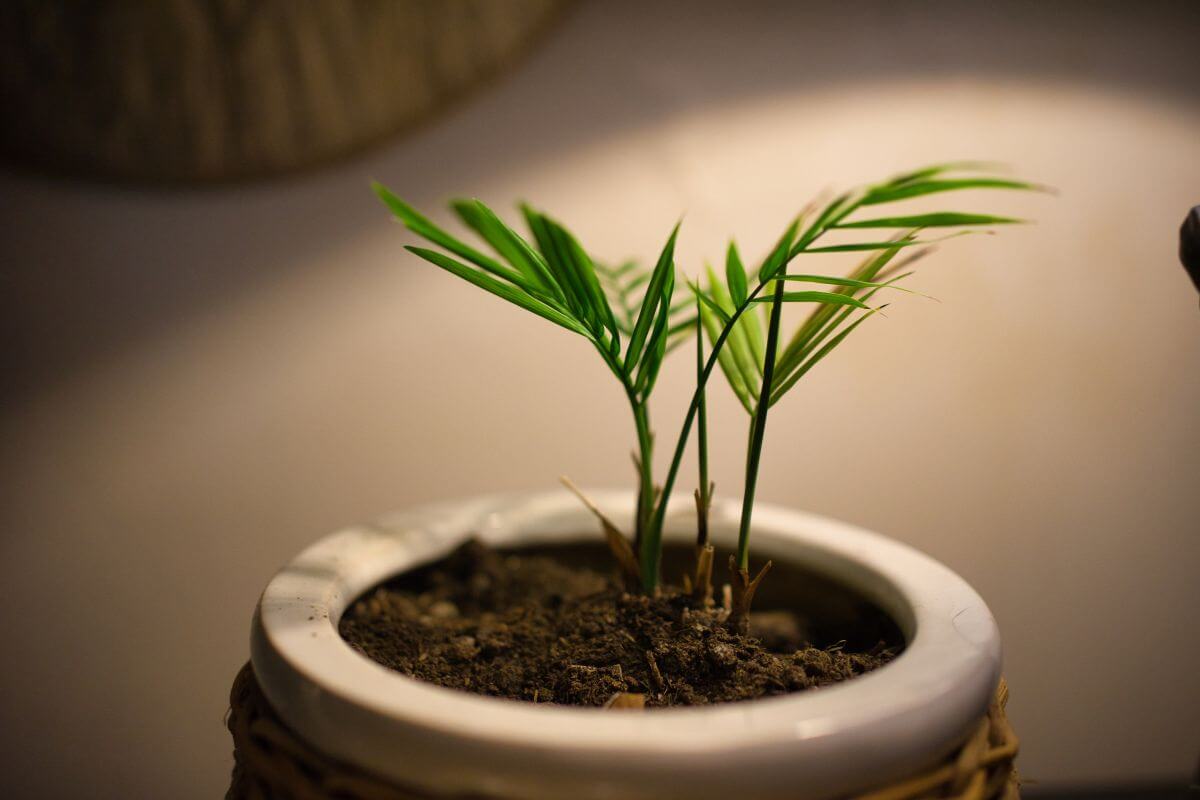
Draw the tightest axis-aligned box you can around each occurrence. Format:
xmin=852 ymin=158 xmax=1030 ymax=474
xmin=695 ymin=287 xmax=731 ymax=323
xmin=797 ymin=230 xmax=979 ymax=254
xmin=797 ymin=241 xmax=925 ymax=253
xmin=850 ymin=236 xmax=916 ymax=283
xmin=776 ymin=269 xmax=914 ymax=390
xmin=521 ymin=204 xmax=592 ymax=323
xmin=373 ymin=183 xmax=529 ymax=288
xmin=885 ymin=161 xmax=1006 ymax=187
xmin=776 ymin=298 xmax=861 ymax=381
xmin=625 ymin=223 xmax=680 ymax=373
xmin=751 ymin=291 xmax=870 ymax=309
xmin=451 ymin=199 xmax=562 ymax=300
xmin=770 ymin=307 xmax=883 ymax=404
xmin=740 ymin=282 xmax=766 ymax=368
xmin=862 ymin=178 xmax=1044 ymax=205
xmin=774 ymin=241 xmax=911 ymax=377
xmin=695 ymin=285 xmax=755 ymax=413
xmin=544 ymin=216 xmax=620 ymax=344
xmin=758 ymin=217 xmax=801 ymax=281
xmin=834 ymin=212 xmax=1024 ymax=229
xmin=451 ymin=200 xmax=534 ymax=276
xmin=635 ymin=269 xmax=675 ymax=395
xmin=783 ymin=273 xmax=931 ymax=298
xmin=786 ymin=165 xmax=1029 ymax=258
xmin=725 ymin=241 xmax=747 ymax=305
xmin=707 ymin=265 xmax=762 ymax=395
xmin=405 ymin=246 xmax=587 ymax=336
xmin=790 ymin=190 xmax=861 ymax=256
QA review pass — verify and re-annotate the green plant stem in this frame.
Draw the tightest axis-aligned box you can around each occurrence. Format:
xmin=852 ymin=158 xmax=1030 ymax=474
xmin=629 ymin=395 xmax=655 ymax=555
xmin=641 ymin=219 xmax=833 ymax=587
xmin=695 ymin=311 xmax=710 ymax=548
xmin=737 ymin=277 xmax=786 ymax=570
xmin=639 ymin=281 xmax=769 ymax=589
xmin=595 ymin=339 xmax=658 ymax=585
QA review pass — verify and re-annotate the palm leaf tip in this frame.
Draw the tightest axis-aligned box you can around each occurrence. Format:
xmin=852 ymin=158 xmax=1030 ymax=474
xmin=372 ymin=181 xmax=411 ymax=220
xmin=725 ymin=241 xmax=748 ymax=305
xmin=370 ymin=179 xmax=396 ymax=201
xmin=402 ymin=244 xmax=588 ymax=335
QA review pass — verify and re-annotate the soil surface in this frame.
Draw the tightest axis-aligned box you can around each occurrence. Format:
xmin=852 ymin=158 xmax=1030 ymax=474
xmin=340 ymin=540 xmax=896 ymax=707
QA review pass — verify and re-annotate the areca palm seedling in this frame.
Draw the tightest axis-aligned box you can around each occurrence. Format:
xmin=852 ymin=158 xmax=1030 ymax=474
xmin=373 ymin=163 xmax=1043 ymax=626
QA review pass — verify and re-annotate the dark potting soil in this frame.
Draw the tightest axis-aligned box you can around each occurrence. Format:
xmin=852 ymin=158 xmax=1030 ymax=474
xmin=339 ymin=539 xmax=901 ymax=708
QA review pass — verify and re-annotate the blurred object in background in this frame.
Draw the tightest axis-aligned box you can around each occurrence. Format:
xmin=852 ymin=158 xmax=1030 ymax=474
xmin=0 ymin=0 xmax=568 ymax=184
xmin=1180 ymin=206 xmax=1200 ymax=296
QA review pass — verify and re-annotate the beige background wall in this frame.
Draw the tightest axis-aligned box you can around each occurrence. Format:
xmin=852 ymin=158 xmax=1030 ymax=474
xmin=2 ymin=2 xmax=1198 ymax=797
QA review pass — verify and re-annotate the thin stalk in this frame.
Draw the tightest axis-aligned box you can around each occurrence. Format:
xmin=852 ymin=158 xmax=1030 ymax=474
xmin=736 ymin=277 xmax=786 ymax=569
xmin=638 ymin=281 xmax=768 ymax=589
xmin=690 ymin=306 xmax=715 ymax=605
xmin=629 ymin=395 xmax=655 ymax=559
xmin=641 ymin=213 xmax=843 ymax=588
xmin=594 ymin=337 xmax=658 ymax=590
xmin=695 ymin=310 xmax=710 ymax=548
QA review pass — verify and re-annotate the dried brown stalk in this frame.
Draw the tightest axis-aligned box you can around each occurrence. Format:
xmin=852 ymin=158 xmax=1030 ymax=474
xmin=559 ymin=476 xmax=641 ymax=584
xmin=726 ymin=555 xmax=773 ymax=635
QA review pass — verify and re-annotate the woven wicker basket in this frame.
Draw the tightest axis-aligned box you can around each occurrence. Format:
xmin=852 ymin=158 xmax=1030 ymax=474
xmin=226 ymin=663 xmax=1019 ymax=800
xmin=0 ymin=0 xmax=568 ymax=183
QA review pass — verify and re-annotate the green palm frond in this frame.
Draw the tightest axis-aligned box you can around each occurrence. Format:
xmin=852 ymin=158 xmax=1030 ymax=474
xmin=699 ymin=163 xmax=1045 ymax=415
xmin=374 ymin=183 xmax=693 ymax=396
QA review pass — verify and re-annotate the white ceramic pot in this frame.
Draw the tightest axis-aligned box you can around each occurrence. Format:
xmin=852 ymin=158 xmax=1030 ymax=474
xmin=252 ymin=490 xmax=1001 ymax=800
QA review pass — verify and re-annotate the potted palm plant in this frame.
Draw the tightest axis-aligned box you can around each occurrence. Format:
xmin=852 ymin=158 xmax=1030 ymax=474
xmin=231 ymin=163 xmax=1042 ymax=800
